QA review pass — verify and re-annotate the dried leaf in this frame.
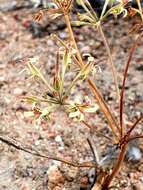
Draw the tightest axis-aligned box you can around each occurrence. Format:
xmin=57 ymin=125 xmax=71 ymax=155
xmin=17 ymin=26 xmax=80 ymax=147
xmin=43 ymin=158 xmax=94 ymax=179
xmin=33 ymin=10 xmax=45 ymax=22
xmin=128 ymin=7 xmax=138 ymax=17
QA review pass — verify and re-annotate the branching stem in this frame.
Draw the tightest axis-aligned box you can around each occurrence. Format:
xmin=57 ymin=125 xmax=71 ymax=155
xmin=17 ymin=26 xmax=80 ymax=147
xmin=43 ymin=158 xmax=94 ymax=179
xmin=82 ymin=121 xmax=114 ymax=142
xmin=120 ymin=34 xmax=141 ymax=137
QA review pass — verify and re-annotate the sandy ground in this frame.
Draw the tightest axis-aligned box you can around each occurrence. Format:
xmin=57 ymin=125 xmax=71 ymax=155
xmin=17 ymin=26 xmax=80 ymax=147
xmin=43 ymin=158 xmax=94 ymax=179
xmin=0 ymin=3 xmax=143 ymax=190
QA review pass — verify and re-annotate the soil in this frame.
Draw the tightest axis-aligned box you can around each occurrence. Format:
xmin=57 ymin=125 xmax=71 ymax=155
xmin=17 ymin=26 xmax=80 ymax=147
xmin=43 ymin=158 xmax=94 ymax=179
xmin=0 ymin=3 xmax=143 ymax=190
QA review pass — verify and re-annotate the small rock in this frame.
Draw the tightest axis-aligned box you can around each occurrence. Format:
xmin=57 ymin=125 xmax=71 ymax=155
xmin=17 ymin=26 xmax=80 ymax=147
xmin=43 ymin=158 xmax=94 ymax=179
xmin=59 ymin=32 xmax=67 ymax=39
xmin=0 ymin=1 xmax=17 ymax=12
xmin=60 ymin=166 xmax=78 ymax=182
xmin=4 ymin=97 xmax=12 ymax=104
xmin=81 ymin=176 xmax=88 ymax=185
xmin=13 ymin=88 xmax=23 ymax=96
xmin=88 ymin=168 xmax=97 ymax=185
xmin=55 ymin=135 xmax=62 ymax=143
xmin=34 ymin=140 xmax=40 ymax=146
xmin=126 ymin=145 xmax=142 ymax=163
xmin=48 ymin=166 xmax=64 ymax=185
xmin=0 ymin=76 xmax=6 ymax=82
xmin=80 ymin=176 xmax=89 ymax=189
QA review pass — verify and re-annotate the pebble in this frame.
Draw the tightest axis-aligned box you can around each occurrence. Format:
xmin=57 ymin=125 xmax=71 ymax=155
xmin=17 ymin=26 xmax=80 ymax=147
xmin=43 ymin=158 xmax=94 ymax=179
xmin=126 ymin=145 xmax=142 ymax=163
xmin=59 ymin=31 xmax=67 ymax=39
xmin=13 ymin=88 xmax=23 ymax=96
xmin=4 ymin=97 xmax=12 ymax=104
xmin=55 ymin=135 xmax=63 ymax=143
xmin=34 ymin=140 xmax=40 ymax=146
xmin=0 ymin=76 xmax=6 ymax=82
xmin=81 ymin=176 xmax=88 ymax=184
xmin=48 ymin=166 xmax=64 ymax=185
xmin=60 ymin=166 xmax=78 ymax=182
xmin=88 ymin=168 xmax=97 ymax=184
xmin=80 ymin=176 xmax=89 ymax=188
xmin=0 ymin=1 xmax=17 ymax=12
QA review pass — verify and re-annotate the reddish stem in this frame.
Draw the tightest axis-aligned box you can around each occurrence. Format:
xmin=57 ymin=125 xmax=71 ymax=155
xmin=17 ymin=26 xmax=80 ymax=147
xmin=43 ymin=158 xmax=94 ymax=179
xmin=102 ymin=143 xmax=127 ymax=189
xmin=120 ymin=34 xmax=141 ymax=137
xmin=126 ymin=114 xmax=143 ymax=136
xmin=128 ymin=135 xmax=143 ymax=142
